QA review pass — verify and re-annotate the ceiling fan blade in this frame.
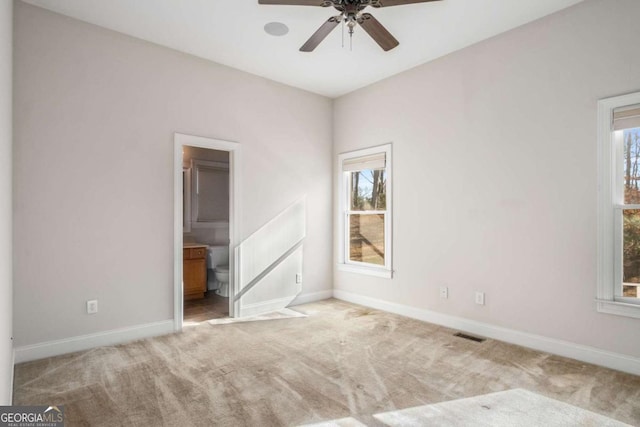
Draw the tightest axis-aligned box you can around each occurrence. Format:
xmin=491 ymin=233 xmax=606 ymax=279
xmin=258 ymin=0 xmax=328 ymax=5
xmin=357 ymin=13 xmax=399 ymax=51
xmin=372 ymin=0 xmax=441 ymax=7
xmin=300 ymin=17 xmax=341 ymax=52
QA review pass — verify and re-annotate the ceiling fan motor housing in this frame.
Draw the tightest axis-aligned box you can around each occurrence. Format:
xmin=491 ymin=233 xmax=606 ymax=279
xmin=325 ymin=0 xmax=381 ymax=5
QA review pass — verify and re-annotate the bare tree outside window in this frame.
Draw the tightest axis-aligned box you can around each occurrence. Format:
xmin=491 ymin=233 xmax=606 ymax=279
xmin=622 ymin=127 xmax=640 ymax=297
xmin=349 ymin=169 xmax=386 ymax=265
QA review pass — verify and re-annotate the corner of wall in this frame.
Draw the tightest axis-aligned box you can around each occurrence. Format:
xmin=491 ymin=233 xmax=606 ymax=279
xmin=0 ymin=0 xmax=13 ymax=407
xmin=9 ymin=349 xmax=14 ymax=404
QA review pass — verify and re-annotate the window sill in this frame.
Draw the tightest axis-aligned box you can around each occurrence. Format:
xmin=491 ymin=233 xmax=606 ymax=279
xmin=596 ymin=299 xmax=640 ymax=319
xmin=337 ymin=263 xmax=393 ymax=279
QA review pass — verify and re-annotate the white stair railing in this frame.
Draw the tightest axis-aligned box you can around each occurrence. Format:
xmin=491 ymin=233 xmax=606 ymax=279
xmin=233 ymin=198 xmax=306 ymax=317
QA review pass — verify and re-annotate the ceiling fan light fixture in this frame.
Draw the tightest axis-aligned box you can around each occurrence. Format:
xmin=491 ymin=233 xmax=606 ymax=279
xmin=264 ymin=22 xmax=290 ymax=36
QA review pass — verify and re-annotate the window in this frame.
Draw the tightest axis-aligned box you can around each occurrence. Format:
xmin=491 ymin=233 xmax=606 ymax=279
xmin=338 ymin=144 xmax=392 ymax=278
xmin=597 ymin=92 xmax=640 ymax=318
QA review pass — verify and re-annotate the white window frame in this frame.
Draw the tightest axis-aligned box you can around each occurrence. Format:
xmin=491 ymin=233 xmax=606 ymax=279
xmin=597 ymin=91 xmax=640 ymax=319
xmin=337 ymin=144 xmax=393 ymax=278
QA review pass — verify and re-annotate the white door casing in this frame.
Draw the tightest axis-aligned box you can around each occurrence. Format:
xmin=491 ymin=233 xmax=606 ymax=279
xmin=173 ymin=133 xmax=241 ymax=331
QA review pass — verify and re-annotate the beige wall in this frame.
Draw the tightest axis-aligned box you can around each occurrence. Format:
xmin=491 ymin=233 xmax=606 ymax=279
xmin=334 ymin=0 xmax=640 ymax=357
xmin=13 ymin=2 xmax=333 ymax=346
xmin=0 ymin=0 xmax=13 ymax=405
xmin=13 ymin=0 xmax=640 ymax=365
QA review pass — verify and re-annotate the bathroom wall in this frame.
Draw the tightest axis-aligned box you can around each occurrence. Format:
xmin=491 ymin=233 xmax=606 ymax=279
xmin=0 ymin=0 xmax=12 ymax=405
xmin=333 ymin=0 xmax=640 ymax=358
xmin=13 ymin=2 xmax=333 ymax=347
xmin=182 ymin=146 xmax=230 ymax=246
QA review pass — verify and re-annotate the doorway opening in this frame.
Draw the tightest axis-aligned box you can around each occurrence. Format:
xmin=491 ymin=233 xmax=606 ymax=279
xmin=183 ymin=147 xmax=229 ymax=324
xmin=173 ymin=133 xmax=241 ymax=331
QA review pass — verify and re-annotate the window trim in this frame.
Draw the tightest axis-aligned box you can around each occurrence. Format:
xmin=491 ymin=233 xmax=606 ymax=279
xmin=597 ymin=91 xmax=640 ymax=319
xmin=337 ymin=144 xmax=393 ymax=279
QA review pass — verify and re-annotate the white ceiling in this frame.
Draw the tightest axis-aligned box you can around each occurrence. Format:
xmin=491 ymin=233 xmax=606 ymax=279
xmin=22 ymin=0 xmax=584 ymax=98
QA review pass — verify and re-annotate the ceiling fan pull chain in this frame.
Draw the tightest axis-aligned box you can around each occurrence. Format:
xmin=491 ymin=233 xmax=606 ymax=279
xmin=341 ymin=17 xmax=344 ymax=48
xmin=349 ymin=21 xmax=354 ymax=51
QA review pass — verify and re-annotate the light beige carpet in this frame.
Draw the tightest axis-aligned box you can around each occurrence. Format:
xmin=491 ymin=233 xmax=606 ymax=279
xmin=13 ymin=299 xmax=640 ymax=426
xmin=302 ymin=388 xmax=631 ymax=426
xmin=373 ymin=388 xmax=631 ymax=426
xmin=302 ymin=417 xmax=367 ymax=427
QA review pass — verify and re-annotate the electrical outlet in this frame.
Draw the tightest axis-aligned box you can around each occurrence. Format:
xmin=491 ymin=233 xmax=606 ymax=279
xmin=296 ymin=274 xmax=302 ymax=284
xmin=475 ymin=292 xmax=485 ymax=306
xmin=439 ymin=286 xmax=448 ymax=299
xmin=87 ymin=299 xmax=98 ymax=314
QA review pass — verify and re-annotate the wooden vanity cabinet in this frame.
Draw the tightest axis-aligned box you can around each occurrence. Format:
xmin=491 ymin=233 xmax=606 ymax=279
xmin=183 ymin=247 xmax=207 ymax=300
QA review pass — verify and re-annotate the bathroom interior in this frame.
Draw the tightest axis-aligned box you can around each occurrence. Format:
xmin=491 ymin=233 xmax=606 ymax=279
xmin=182 ymin=146 xmax=230 ymax=324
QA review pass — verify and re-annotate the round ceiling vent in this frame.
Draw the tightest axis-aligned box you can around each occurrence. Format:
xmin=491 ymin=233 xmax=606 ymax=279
xmin=264 ymin=22 xmax=289 ymax=37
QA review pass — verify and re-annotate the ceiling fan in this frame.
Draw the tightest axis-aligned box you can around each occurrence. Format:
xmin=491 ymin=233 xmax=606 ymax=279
xmin=258 ymin=0 xmax=442 ymax=52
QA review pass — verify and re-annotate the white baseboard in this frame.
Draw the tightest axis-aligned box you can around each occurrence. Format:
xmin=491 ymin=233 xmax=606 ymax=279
xmin=290 ymin=289 xmax=333 ymax=306
xmin=14 ymin=320 xmax=175 ymax=364
xmin=240 ymin=296 xmax=298 ymax=318
xmin=333 ymin=290 xmax=640 ymax=377
xmin=236 ymin=290 xmax=332 ymax=318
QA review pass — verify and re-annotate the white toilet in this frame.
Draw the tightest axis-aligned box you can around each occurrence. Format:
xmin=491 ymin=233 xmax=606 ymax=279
xmin=207 ymin=245 xmax=230 ymax=297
